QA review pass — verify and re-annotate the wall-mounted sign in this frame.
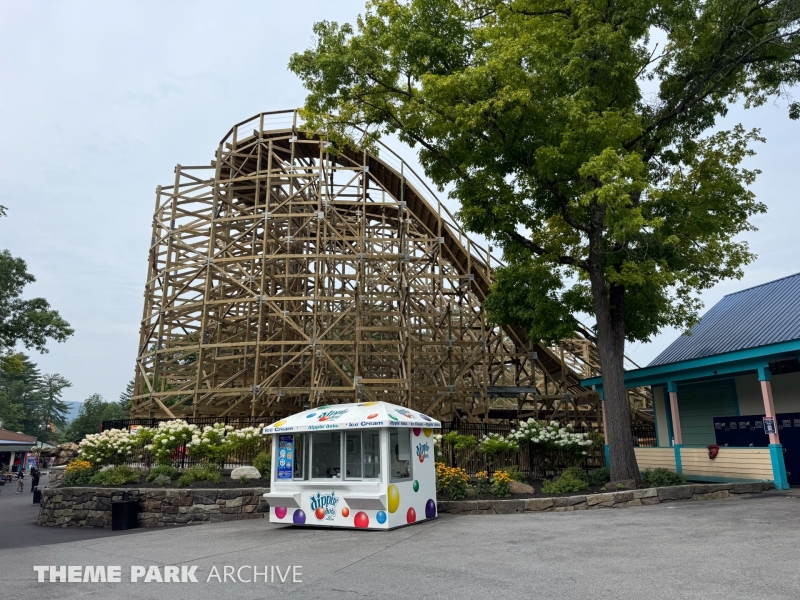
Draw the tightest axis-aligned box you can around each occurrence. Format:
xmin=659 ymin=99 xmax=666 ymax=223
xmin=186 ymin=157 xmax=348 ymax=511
xmin=763 ymin=417 xmax=776 ymax=435
xmin=277 ymin=435 xmax=294 ymax=479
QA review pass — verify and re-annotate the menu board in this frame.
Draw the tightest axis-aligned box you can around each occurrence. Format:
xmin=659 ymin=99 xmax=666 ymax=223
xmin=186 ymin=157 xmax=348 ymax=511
xmin=277 ymin=435 xmax=294 ymax=480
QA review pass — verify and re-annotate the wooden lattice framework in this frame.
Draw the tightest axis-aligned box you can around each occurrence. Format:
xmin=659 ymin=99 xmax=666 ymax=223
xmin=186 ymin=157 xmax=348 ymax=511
xmin=132 ymin=110 xmax=648 ymax=425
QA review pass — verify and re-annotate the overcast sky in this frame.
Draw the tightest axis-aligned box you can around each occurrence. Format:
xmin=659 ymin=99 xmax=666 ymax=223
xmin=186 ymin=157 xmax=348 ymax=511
xmin=1 ymin=1 xmax=798 ymax=404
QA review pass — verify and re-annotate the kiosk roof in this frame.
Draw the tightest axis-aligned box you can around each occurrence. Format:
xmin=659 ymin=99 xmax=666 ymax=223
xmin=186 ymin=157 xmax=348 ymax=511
xmin=261 ymin=401 xmax=441 ymax=434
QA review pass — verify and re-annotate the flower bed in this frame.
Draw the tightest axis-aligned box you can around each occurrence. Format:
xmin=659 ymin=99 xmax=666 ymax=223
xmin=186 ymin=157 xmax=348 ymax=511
xmin=436 ymin=482 xmax=774 ymax=515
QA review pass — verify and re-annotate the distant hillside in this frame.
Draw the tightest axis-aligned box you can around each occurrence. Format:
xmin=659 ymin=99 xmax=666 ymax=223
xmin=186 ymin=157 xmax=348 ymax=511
xmin=63 ymin=401 xmax=82 ymax=424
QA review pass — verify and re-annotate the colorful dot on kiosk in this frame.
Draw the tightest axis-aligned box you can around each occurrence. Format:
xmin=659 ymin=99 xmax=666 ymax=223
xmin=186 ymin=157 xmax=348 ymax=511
xmin=407 ymin=507 xmax=416 ymax=523
xmin=425 ymin=499 xmax=437 ymax=519
xmin=363 ymin=402 xmax=378 ymax=406
xmin=314 ymin=508 xmax=326 ymax=521
xmin=293 ymin=509 xmax=306 ymax=524
xmin=389 ymin=414 xmax=398 ymax=421
xmin=273 ymin=420 xmax=287 ymax=427
xmin=274 ymin=506 xmax=287 ymax=519
xmin=341 ymin=507 xmax=350 ymax=518
xmin=413 ymin=427 xmax=421 ymax=436
xmin=413 ymin=480 xmax=419 ymax=492
xmin=376 ymin=511 xmax=387 ymax=524
xmin=423 ymin=428 xmax=432 ymax=437
xmin=387 ymin=484 xmax=400 ymax=513
xmin=354 ymin=511 xmax=370 ymax=528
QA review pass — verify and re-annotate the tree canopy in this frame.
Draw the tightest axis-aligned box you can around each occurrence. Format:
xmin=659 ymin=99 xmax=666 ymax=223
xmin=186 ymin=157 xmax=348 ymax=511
xmin=1 ymin=207 xmax=73 ymax=354
xmin=289 ymin=0 xmax=800 ymax=479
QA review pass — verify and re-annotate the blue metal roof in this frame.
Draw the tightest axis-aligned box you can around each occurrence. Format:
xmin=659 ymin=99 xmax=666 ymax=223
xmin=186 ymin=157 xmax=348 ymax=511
xmin=649 ymin=272 xmax=800 ymax=367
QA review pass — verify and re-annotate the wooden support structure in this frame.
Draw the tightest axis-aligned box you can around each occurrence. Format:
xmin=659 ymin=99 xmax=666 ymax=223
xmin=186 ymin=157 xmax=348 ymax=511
xmin=131 ymin=110 xmax=649 ymax=426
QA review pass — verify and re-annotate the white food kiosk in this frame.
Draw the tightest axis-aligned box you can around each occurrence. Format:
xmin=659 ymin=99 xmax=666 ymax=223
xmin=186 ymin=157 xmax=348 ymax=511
xmin=262 ymin=401 xmax=440 ymax=529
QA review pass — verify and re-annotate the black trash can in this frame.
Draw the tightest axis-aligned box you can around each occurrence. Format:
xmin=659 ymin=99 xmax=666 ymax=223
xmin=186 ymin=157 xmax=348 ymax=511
xmin=32 ymin=486 xmax=42 ymax=504
xmin=111 ymin=491 xmax=139 ymax=530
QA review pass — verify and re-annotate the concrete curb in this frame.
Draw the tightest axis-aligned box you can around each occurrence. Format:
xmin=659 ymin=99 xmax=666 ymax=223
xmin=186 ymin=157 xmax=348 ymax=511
xmin=437 ymin=482 xmax=774 ymax=515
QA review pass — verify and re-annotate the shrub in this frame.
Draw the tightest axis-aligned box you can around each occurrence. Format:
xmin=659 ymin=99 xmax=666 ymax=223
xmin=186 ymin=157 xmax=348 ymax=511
xmin=492 ymin=471 xmax=513 ymax=498
xmin=508 ymin=419 xmax=593 ymax=456
xmin=435 ymin=463 xmax=469 ymax=500
xmin=146 ymin=465 xmax=181 ymax=482
xmin=89 ymin=465 xmax=141 ymax=486
xmin=478 ymin=433 xmax=519 ymax=456
xmin=252 ymin=451 xmax=272 ymax=478
xmin=186 ymin=422 xmax=232 ymax=464
xmin=148 ymin=420 xmax=200 ymax=465
xmin=63 ymin=460 xmax=94 ymax=486
xmin=499 ymin=466 xmax=526 ymax=483
xmin=541 ymin=471 xmax=589 ymax=495
xmin=225 ymin=426 xmax=264 ymax=455
xmin=560 ymin=466 xmax=588 ymax=482
xmin=640 ymin=468 xmax=687 ymax=488
xmin=177 ymin=465 xmax=222 ymax=487
xmin=588 ymin=467 xmax=611 ymax=487
xmin=77 ymin=429 xmax=137 ymax=467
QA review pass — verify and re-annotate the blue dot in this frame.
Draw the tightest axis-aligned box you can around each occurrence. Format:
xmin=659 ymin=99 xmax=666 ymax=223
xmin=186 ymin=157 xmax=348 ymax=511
xmin=306 ymin=413 xmax=316 ymax=418
xmin=376 ymin=511 xmax=387 ymax=524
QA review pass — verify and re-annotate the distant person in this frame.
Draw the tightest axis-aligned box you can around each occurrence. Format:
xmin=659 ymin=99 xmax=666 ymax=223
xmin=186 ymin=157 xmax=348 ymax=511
xmin=30 ymin=466 xmax=40 ymax=492
xmin=16 ymin=469 xmax=25 ymax=493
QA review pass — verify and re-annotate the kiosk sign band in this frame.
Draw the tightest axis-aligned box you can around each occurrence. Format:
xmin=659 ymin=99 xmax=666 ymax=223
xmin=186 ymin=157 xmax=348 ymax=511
xmin=277 ymin=435 xmax=294 ymax=479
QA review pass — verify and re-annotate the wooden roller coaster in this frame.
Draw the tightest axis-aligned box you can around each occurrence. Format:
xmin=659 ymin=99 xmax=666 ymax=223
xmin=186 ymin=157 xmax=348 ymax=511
xmin=131 ymin=110 xmax=651 ymax=427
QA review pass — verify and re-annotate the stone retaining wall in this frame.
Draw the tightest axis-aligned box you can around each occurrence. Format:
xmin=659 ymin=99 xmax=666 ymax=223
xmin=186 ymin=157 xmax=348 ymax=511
xmin=437 ymin=482 xmax=774 ymax=515
xmin=38 ymin=487 xmax=270 ymax=527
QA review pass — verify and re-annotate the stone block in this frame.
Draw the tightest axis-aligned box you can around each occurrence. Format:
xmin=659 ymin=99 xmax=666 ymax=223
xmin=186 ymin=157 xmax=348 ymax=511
xmin=566 ymin=495 xmax=587 ymax=506
xmin=86 ymin=517 xmax=106 ymax=527
xmin=693 ymin=490 xmax=730 ymax=501
xmin=572 ymin=502 xmax=588 ymax=510
xmin=162 ymin=506 xmax=179 ymax=514
xmin=706 ymin=483 xmax=733 ymax=492
xmin=243 ymin=504 xmax=257 ymax=513
xmin=217 ymin=489 xmax=246 ymax=500
xmin=190 ymin=491 xmax=219 ymax=504
xmin=477 ymin=501 xmax=492 ymax=511
xmin=554 ymin=507 xmax=574 ymax=512
xmin=586 ymin=493 xmax=615 ymax=507
xmin=491 ymin=500 xmax=524 ymax=514
xmin=524 ymin=498 xmax=554 ymax=512
xmin=226 ymin=497 xmax=244 ymax=508
xmin=626 ymin=499 xmax=642 ymax=507
xmin=189 ymin=503 xmax=220 ymax=514
xmin=657 ymin=485 xmax=694 ymax=502
xmin=256 ymin=502 xmax=270 ymax=513
xmin=633 ymin=488 xmax=657 ymax=499
xmin=731 ymin=482 xmax=771 ymax=494
xmin=612 ymin=491 xmax=634 ymax=503
xmin=220 ymin=507 xmax=242 ymax=514
xmin=640 ymin=496 xmax=660 ymax=506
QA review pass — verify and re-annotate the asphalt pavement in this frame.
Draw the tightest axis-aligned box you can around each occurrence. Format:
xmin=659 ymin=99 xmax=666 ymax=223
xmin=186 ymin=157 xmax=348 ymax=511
xmin=0 ymin=487 xmax=798 ymax=599
xmin=0 ymin=470 xmax=145 ymax=550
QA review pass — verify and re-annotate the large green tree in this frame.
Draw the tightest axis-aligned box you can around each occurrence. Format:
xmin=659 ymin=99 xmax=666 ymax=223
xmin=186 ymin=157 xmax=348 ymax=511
xmin=1 ymin=208 xmax=74 ymax=354
xmin=289 ymin=0 xmax=800 ymax=480
xmin=62 ymin=393 xmax=127 ymax=443
xmin=36 ymin=373 xmax=72 ymax=445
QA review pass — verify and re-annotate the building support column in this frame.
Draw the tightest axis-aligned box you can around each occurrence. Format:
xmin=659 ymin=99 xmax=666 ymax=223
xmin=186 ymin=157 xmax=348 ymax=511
xmin=667 ymin=381 xmax=682 ymax=474
xmin=758 ymin=366 xmax=789 ymax=490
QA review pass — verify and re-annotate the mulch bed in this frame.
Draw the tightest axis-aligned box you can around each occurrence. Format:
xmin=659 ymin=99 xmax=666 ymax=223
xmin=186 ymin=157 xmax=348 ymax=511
xmin=440 ymin=480 xmax=616 ymax=501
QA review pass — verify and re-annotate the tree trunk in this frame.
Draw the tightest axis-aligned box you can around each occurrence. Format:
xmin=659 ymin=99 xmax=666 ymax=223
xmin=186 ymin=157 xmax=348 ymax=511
xmin=588 ymin=252 xmax=640 ymax=482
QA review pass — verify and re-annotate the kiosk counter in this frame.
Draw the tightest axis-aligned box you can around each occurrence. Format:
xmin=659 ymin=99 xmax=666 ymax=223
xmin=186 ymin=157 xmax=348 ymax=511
xmin=262 ymin=402 xmax=441 ymax=530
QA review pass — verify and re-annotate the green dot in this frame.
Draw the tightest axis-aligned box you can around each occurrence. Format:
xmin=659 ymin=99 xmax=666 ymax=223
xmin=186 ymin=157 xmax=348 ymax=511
xmin=389 ymin=414 xmax=398 ymax=421
xmin=413 ymin=480 xmax=419 ymax=492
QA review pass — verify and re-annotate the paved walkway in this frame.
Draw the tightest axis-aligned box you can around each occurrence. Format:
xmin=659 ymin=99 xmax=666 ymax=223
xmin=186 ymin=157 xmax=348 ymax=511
xmin=0 ymin=471 xmax=144 ymax=550
xmin=0 ymin=487 xmax=798 ymax=599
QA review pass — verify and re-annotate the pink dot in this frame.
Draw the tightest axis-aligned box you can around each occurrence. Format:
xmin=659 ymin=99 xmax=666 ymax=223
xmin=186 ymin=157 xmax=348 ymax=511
xmin=413 ymin=428 xmax=421 ymax=436
xmin=274 ymin=506 xmax=287 ymax=519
